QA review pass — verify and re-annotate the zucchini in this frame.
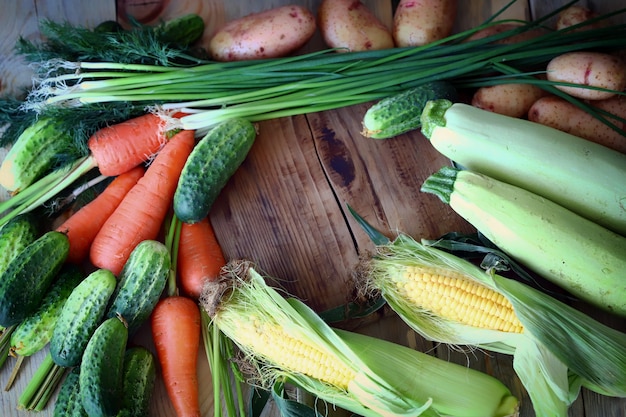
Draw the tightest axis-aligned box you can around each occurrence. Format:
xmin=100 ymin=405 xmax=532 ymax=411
xmin=0 ymin=118 xmax=76 ymax=192
xmin=174 ymin=118 xmax=257 ymax=223
xmin=0 ymin=213 xmax=39 ymax=274
xmin=420 ymin=99 xmax=626 ymax=236
xmin=106 ymin=240 xmax=171 ymax=335
xmin=10 ymin=264 xmax=84 ymax=357
xmin=422 ymin=166 xmax=626 ymax=317
xmin=49 ymin=269 xmax=116 ymax=367
xmin=79 ymin=316 xmax=128 ymax=417
xmin=361 ymin=81 xmax=458 ymax=139
xmin=0 ymin=230 xmax=69 ymax=327
xmin=53 ymin=367 xmax=88 ymax=417
xmin=117 ymin=346 xmax=157 ymax=417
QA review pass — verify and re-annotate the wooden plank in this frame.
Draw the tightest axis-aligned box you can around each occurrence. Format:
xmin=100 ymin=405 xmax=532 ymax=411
xmin=0 ymin=0 xmax=38 ymax=98
xmin=209 ymin=114 xmax=361 ymax=313
xmin=1 ymin=1 xmax=626 ymax=417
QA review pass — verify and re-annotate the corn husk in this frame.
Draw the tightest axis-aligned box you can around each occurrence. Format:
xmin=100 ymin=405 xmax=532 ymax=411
xmin=200 ymin=260 xmax=519 ymax=417
xmin=359 ymin=233 xmax=626 ymax=417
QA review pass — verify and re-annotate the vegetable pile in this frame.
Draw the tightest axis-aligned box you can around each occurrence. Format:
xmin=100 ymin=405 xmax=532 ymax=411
xmin=0 ymin=1 xmax=625 ymax=417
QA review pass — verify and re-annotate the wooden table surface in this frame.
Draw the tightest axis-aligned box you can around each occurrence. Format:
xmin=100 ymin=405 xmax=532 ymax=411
xmin=1 ymin=1 xmax=625 ymax=416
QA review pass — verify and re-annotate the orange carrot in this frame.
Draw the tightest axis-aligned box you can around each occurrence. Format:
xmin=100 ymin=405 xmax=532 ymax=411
xmin=177 ymin=217 xmax=227 ymax=299
xmin=88 ymin=113 xmax=168 ymax=176
xmin=151 ymin=296 xmax=202 ymax=417
xmin=55 ymin=166 xmax=145 ymax=264
xmin=89 ymin=129 xmax=195 ymax=275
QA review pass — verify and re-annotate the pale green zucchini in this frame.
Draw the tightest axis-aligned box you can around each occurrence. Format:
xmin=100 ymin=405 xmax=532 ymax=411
xmin=421 ymin=166 xmax=626 ymax=317
xmin=420 ymin=99 xmax=626 ymax=237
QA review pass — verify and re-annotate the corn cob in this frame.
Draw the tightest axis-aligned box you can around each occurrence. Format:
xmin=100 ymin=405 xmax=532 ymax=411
xmin=358 ymin=232 xmax=626 ymax=417
xmin=398 ymin=265 xmax=523 ymax=333
xmin=200 ymin=260 xmax=519 ymax=417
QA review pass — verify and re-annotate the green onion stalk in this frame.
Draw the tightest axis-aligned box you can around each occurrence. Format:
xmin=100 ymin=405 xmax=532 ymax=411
xmin=23 ymin=2 xmax=626 ymax=136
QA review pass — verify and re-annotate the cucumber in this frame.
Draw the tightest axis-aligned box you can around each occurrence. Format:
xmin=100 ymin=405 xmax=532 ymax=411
xmin=0 ymin=213 xmax=39 ymax=275
xmin=53 ymin=367 xmax=88 ymax=417
xmin=106 ymin=240 xmax=171 ymax=335
xmin=117 ymin=346 xmax=157 ymax=417
xmin=10 ymin=264 xmax=84 ymax=357
xmin=0 ymin=230 xmax=69 ymax=327
xmin=159 ymin=14 xmax=205 ymax=45
xmin=79 ymin=316 xmax=128 ymax=417
xmin=49 ymin=269 xmax=116 ymax=367
xmin=361 ymin=81 xmax=458 ymax=139
xmin=174 ymin=118 xmax=257 ymax=223
xmin=0 ymin=118 xmax=76 ymax=192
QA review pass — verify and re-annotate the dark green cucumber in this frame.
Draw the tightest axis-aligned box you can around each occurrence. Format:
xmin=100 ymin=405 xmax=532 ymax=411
xmin=79 ymin=316 xmax=128 ymax=417
xmin=361 ymin=81 xmax=458 ymax=139
xmin=106 ymin=240 xmax=171 ymax=335
xmin=0 ymin=118 xmax=76 ymax=192
xmin=117 ymin=346 xmax=156 ymax=417
xmin=10 ymin=264 xmax=84 ymax=356
xmin=49 ymin=269 xmax=116 ymax=367
xmin=0 ymin=213 xmax=39 ymax=275
xmin=159 ymin=14 xmax=205 ymax=45
xmin=53 ymin=367 xmax=88 ymax=417
xmin=174 ymin=118 xmax=257 ymax=223
xmin=0 ymin=230 xmax=69 ymax=327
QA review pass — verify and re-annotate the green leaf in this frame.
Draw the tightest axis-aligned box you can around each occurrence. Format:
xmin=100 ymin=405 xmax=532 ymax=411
xmin=271 ymin=380 xmax=320 ymax=417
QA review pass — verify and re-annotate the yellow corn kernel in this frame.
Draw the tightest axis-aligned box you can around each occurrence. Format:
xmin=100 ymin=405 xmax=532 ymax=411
xmin=400 ymin=266 xmax=524 ymax=333
xmin=232 ymin=315 xmax=357 ymax=390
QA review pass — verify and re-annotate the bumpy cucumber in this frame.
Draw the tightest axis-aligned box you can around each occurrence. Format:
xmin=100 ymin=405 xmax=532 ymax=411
xmin=117 ymin=346 xmax=157 ymax=417
xmin=79 ymin=316 xmax=128 ymax=417
xmin=49 ymin=269 xmax=116 ymax=367
xmin=361 ymin=81 xmax=458 ymax=139
xmin=0 ymin=213 xmax=39 ymax=274
xmin=106 ymin=240 xmax=171 ymax=334
xmin=174 ymin=118 xmax=257 ymax=223
xmin=10 ymin=265 xmax=84 ymax=356
xmin=53 ymin=367 xmax=88 ymax=417
xmin=0 ymin=230 xmax=69 ymax=327
xmin=0 ymin=118 xmax=75 ymax=192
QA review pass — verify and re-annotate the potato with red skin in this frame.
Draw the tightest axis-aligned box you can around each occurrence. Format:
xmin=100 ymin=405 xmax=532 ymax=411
xmin=546 ymin=52 xmax=626 ymax=100
xmin=393 ymin=0 xmax=457 ymax=47
xmin=318 ymin=0 xmax=393 ymax=52
xmin=208 ymin=5 xmax=316 ymax=61
xmin=472 ymin=83 xmax=547 ymax=118
xmin=528 ymin=95 xmax=626 ymax=154
xmin=556 ymin=5 xmax=605 ymax=31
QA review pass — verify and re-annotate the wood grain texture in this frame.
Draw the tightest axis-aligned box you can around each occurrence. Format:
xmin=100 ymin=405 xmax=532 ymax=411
xmin=1 ymin=1 xmax=626 ymax=416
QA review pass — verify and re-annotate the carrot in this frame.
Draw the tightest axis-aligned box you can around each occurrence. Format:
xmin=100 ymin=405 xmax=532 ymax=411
xmin=177 ymin=217 xmax=227 ymax=299
xmin=55 ymin=166 xmax=145 ymax=264
xmin=151 ymin=296 xmax=202 ymax=417
xmin=0 ymin=113 xmax=171 ymax=228
xmin=89 ymin=129 xmax=195 ymax=275
xmin=87 ymin=113 xmax=168 ymax=176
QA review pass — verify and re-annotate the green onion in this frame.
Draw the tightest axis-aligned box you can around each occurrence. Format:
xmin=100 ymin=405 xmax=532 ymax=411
xmin=21 ymin=4 xmax=626 ymax=135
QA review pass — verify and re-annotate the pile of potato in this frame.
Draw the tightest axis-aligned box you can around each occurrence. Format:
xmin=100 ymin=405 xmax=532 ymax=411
xmin=471 ymin=5 xmax=626 ymax=154
xmin=207 ymin=0 xmax=457 ymax=61
xmin=205 ymin=2 xmax=625 ymax=154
